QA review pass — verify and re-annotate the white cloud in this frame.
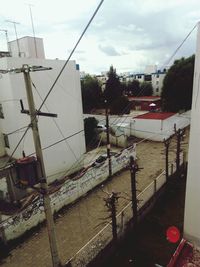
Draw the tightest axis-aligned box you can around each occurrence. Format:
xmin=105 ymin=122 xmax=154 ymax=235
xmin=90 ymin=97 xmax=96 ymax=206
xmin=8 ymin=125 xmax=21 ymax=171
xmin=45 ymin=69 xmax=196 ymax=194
xmin=0 ymin=0 xmax=199 ymax=74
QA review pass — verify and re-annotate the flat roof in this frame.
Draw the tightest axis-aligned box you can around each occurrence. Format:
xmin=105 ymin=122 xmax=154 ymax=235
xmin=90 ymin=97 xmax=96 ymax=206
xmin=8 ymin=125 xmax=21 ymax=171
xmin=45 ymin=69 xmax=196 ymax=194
xmin=135 ymin=112 xmax=175 ymax=120
xmin=129 ymin=96 xmax=161 ymax=102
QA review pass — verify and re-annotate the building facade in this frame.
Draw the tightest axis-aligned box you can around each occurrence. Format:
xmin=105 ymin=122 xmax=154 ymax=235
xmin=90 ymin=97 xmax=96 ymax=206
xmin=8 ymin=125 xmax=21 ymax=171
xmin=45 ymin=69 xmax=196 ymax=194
xmin=0 ymin=38 xmax=86 ymax=185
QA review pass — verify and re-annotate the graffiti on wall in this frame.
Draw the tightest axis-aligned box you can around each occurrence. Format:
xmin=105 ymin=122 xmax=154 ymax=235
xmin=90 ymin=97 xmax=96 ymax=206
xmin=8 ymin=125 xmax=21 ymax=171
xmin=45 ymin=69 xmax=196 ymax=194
xmin=0 ymin=145 xmax=136 ymax=240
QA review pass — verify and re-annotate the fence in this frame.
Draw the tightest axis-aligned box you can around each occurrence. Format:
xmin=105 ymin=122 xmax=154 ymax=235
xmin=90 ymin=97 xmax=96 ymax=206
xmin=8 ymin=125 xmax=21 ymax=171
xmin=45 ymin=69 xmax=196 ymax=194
xmin=65 ymin=153 xmax=184 ymax=267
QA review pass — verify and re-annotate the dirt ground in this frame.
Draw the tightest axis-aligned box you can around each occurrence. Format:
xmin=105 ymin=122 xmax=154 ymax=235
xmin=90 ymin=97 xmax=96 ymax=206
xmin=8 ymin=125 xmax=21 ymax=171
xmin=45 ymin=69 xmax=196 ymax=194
xmin=0 ymin=129 xmax=189 ymax=267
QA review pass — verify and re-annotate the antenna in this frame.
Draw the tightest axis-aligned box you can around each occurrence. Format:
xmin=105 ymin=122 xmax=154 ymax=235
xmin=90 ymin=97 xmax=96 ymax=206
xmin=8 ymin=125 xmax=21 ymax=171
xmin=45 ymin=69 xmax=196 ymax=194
xmin=6 ymin=20 xmax=21 ymax=57
xmin=0 ymin=29 xmax=11 ymax=54
xmin=26 ymin=3 xmax=38 ymax=58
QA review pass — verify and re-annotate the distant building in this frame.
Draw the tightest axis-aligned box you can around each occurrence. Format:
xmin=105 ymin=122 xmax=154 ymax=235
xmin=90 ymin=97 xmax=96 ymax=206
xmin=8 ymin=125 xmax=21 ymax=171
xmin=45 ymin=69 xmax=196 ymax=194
xmin=128 ymin=96 xmax=161 ymax=111
xmin=151 ymin=70 xmax=166 ymax=96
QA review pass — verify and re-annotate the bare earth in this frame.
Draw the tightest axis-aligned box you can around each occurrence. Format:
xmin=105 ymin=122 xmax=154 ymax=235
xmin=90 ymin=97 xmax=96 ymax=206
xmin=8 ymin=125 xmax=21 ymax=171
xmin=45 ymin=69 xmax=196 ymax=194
xmin=0 ymin=131 xmax=189 ymax=267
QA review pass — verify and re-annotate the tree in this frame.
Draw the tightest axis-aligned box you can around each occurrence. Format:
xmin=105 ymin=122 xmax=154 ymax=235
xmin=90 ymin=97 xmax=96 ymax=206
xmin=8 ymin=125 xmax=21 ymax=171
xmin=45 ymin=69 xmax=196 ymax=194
xmin=81 ymin=75 xmax=102 ymax=113
xmin=110 ymin=95 xmax=130 ymax=115
xmin=139 ymin=82 xmax=153 ymax=96
xmin=104 ymin=66 xmax=123 ymax=104
xmin=84 ymin=117 xmax=98 ymax=148
xmin=161 ymin=55 xmax=195 ymax=112
xmin=126 ymin=80 xmax=140 ymax=96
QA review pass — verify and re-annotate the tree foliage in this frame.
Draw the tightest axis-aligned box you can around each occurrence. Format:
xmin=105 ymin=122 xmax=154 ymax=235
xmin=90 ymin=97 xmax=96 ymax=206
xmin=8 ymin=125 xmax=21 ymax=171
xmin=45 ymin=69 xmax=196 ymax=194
xmin=162 ymin=55 xmax=195 ymax=112
xmin=81 ymin=75 xmax=102 ymax=113
xmin=104 ymin=66 xmax=123 ymax=104
xmin=84 ymin=117 xmax=98 ymax=148
xmin=126 ymin=80 xmax=140 ymax=96
xmin=110 ymin=95 xmax=130 ymax=115
xmin=139 ymin=82 xmax=153 ymax=96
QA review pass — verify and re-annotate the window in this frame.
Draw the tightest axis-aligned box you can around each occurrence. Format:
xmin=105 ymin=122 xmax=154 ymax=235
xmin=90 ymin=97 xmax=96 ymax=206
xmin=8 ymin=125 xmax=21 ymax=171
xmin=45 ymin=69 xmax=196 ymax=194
xmin=156 ymin=81 xmax=159 ymax=85
xmin=0 ymin=104 xmax=4 ymax=119
xmin=3 ymin=134 xmax=10 ymax=148
xmin=156 ymin=74 xmax=159 ymax=78
xmin=137 ymin=75 xmax=142 ymax=79
xmin=156 ymin=88 xmax=159 ymax=92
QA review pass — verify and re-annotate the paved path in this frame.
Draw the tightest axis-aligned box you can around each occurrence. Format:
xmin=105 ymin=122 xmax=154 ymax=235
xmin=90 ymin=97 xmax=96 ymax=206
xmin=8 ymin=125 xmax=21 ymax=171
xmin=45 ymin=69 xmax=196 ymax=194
xmin=0 ymin=133 xmax=187 ymax=267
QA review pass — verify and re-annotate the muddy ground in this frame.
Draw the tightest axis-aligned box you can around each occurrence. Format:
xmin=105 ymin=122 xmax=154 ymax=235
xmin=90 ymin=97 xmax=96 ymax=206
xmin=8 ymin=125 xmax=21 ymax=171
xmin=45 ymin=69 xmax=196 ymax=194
xmin=0 ymin=129 xmax=189 ymax=267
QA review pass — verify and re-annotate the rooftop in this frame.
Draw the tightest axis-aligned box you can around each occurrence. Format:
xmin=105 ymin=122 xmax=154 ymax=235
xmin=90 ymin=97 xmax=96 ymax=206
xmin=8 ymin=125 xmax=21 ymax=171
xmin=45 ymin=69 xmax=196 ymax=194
xmin=128 ymin=96 xmax=161 ymax=102
xmin=135 ymin=112 xmax=175 ymax=120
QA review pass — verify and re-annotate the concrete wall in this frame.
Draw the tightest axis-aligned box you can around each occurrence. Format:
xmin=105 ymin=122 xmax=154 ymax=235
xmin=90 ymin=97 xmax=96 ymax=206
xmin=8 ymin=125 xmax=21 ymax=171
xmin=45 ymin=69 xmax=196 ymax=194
xmin=0 ymin=145 xmax=136 ymax=241
xmin=9 ymin=37 xmax=45 ymax=59
xmin=184 ymin=22 xmax=200 ymax=246
xmin=152 ymin=73 xmax=166 ymax=96
xmin=0 ymin=57 xmax=86 ymax=184
xmin=130 ymin=112 xmax=190 ymax=141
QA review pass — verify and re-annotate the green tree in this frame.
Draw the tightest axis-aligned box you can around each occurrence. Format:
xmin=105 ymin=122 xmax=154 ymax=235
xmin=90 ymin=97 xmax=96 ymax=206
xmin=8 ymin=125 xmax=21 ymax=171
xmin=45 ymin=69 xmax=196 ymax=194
xmin=139 ymin=82 xmax=153 ymax=96
xmin=126 ymin=80 xmax=140 ymax=96
xmin=162 ymin=55 xmax=195 ymax=112
xmin=110 ymin=95 xmax=130 ymax=115
xmin=84 ymin=117 xmax=98 ymax=148
xmin=81 ymin=75 xmax=102 ymax=113
xmin=104 ymin=66 xmax=122 ymax=104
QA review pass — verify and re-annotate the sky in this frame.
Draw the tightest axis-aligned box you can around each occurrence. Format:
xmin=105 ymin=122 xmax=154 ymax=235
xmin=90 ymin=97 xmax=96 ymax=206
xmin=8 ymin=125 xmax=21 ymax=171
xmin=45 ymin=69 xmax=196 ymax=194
xmin=0 ymin=0 xmax=200 ymax=74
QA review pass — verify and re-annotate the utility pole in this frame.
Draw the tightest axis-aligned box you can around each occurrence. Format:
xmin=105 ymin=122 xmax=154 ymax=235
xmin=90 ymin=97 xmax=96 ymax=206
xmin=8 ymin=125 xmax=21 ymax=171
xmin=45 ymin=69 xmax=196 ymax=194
xmin=104 ymin=192 xmax=119 ymax=243
xmin=164 ymin=138 xmax=170 ymax=181
xmin=22 ymin=65 xmax=60 ymax=267
xmin=6 ymin=20 xmax=21 ymax=57
xmin=129 ymin=156 xmax=139 ymax=226
xmin=0 ymin=29 xmax=10 ymax=54
xmin=174 ymin=125 xmax=185 ymax=177
xmin=26 ymin=3 xmax=38 ymax=58
xmin=105 ymin=100 xmax=112 ymax=177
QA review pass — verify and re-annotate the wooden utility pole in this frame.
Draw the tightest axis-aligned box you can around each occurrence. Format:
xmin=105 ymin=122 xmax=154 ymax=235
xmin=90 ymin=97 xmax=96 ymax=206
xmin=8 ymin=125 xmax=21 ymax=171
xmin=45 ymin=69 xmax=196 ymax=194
xmin=22 ymin=65 xmax=60 ymax=267
xmin=105 ymin=100 xmax=112 ymax=177
xmin=129 ymin=156 xmax=139 ymax=226
xmin=174 ymin=125 xmax=185 ymax=176
xmin=164 ymin=138 xmax=170 ymax=181
xmin=104 ymin=192 xmax=118 ymax=243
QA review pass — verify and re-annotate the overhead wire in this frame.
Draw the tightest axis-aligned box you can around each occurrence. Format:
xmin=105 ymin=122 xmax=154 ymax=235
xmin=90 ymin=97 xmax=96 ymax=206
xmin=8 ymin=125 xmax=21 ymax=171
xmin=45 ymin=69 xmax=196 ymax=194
xmin=0 ymin=0 xmax=104 ymax=170
xmin=160 ymin=23 xmax=197 ymax=70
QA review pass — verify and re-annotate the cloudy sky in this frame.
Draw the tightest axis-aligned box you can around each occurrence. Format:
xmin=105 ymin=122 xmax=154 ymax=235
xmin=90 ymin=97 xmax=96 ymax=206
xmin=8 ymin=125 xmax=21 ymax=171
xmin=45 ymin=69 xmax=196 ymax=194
xmin=0 ymin=0 xmax=200 ymax=74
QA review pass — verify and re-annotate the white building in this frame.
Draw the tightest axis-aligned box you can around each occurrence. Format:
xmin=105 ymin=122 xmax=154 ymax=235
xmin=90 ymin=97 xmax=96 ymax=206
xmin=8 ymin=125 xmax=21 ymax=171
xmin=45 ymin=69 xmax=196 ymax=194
xmin=0 ymin=38 xmax=86 ymax=185
xmin=9 ymin=36 xmax=45 ymax=59
xmin=184 ymin=22 xmax=200 ymax=246
xmin=130 ymin=111 xmax=190 ymax=141
xmin=151 ymin=71 xmax=166 ymax=96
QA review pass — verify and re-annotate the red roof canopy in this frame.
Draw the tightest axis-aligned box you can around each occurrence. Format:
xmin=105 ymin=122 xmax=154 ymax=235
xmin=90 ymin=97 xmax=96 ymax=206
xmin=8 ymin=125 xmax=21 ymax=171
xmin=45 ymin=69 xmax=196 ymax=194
xmin=135 ymin=112 xmax=175 ymax=120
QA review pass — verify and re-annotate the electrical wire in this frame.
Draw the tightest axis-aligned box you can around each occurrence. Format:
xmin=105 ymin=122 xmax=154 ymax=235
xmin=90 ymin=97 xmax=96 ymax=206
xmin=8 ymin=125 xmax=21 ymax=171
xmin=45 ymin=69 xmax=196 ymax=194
xmin=0 ymin=0 xmax=104 ymax=170
xmin=160 ymin=23 xmax=197 ymax=70
xmin=37 ymin=0 xmax=104 ymax=113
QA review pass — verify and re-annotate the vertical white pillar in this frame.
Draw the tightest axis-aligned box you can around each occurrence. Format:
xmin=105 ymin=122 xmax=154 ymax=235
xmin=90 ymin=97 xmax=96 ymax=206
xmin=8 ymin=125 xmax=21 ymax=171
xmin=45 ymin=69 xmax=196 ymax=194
xmin=184 ymin=22 xmax=200 ymax=246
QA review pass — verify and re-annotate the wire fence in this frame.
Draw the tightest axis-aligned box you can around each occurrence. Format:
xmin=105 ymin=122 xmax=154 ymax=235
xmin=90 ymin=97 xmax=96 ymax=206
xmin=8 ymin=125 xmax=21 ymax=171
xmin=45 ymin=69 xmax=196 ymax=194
xmin=65 ymin=153 xmax=184 ymax=267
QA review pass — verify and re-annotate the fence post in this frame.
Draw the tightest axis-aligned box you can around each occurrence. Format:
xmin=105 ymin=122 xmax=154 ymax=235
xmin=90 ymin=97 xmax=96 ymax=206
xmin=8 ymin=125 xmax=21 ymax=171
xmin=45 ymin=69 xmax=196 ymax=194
xmin=129 ymin=156 xmax=139 ymax=227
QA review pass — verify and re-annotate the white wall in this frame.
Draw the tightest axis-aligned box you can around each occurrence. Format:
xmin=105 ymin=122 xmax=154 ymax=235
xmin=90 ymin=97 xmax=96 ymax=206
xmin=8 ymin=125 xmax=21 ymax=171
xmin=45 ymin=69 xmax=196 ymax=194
xmin=184 ymin=22 xmax=200 ymax=246
xmin=130 ymin=112 xmax=190 ymax=141
xmin=0 ymin=145 xmax=136 ymax=241
xmin=152 ymin=73 xmax=166 ymax=96
xmin=0 ymin=57 xmax=86 ymax=183
xmin=9 ymin=37 xmax=45 ymax=59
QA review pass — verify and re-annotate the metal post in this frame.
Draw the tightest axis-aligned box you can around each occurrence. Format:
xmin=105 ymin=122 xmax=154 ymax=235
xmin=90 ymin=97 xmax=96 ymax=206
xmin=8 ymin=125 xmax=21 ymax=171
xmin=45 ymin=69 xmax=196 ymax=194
xmin=22 ymin=65 xmax=60 ymax=267
xmin=6 ymin=20 xmax=21 ymax=57
xmin=105 ymin=100 xmax=112 ymax=177
xmin=164 ymin=138 xmax=170 ymax=181
xmin=129 ymin=156 xmax=138 ymax=226
xmin=28 ymin=4 xmax=38 ymax=58
xmin=110 ymin=193 xmax=117 ymax=242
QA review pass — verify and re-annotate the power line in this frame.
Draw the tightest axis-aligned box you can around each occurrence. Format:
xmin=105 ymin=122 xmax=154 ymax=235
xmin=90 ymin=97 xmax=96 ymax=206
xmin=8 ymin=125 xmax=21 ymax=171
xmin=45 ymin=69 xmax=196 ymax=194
xmin=161 ymin=23 xmax=197 ymax=69
xmin=0 ymin=0 xmax=104 ymax=170
xmin=37 ymin=0 xmax=104 ymax=112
